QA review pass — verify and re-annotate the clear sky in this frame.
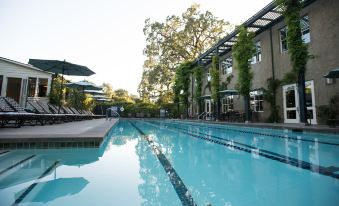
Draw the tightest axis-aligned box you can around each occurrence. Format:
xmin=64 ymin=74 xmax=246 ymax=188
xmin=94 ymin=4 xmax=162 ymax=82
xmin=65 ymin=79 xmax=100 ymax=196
xmin=0 ymin=0 xmax=271 ymax=95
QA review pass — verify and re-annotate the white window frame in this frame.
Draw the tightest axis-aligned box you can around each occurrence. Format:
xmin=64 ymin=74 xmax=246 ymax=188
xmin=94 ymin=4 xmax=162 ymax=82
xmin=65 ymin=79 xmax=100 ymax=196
xmin=221 ymin=57 xmax=233 ymax=75
xmin=207 ymin=67 xmax=211 ymax=82
xmin=250 ymin=90 xmax=264 ymax=112
xmin=301 ymin=15 xmax=310 ymax=43
xmin=251 ymin=41 xmax=261 ymax=64
xmin=280 ymin=15 xmax=310 ymax=53
xmin=222 ymin=95 xmax=234 ymax=112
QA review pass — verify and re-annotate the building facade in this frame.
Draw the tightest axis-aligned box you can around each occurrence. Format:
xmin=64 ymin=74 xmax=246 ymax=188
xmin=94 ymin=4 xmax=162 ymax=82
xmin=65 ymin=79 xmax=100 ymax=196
xmin=189 ymin=0 xmax=339 ymax=124
xmin=0 ymin=57 xmax=52 ymax=107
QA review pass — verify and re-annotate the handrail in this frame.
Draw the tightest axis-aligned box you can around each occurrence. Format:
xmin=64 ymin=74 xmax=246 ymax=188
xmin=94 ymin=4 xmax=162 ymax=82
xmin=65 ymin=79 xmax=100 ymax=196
xmin=202 ymin=112 xmax=211 ymax=120
xmin=198 ymin=112 xmax=206 ymax=120
xmin=112 ymin=111 xmax=120 ymax=118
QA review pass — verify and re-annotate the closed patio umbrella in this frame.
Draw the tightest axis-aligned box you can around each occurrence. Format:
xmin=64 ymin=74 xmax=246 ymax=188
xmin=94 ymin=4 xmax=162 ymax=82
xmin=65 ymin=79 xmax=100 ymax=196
xmin=65 ymin=81 xmax=102 ymax=92
xmin=29 ymin=59 xmax=95 ymax=113
xmin=324 ymin=67 xmax=339 ymax=78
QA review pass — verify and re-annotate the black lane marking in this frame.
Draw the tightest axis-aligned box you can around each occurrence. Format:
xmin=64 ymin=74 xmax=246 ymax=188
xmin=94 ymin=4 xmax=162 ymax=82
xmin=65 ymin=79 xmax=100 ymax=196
xmin=145 ymin=121 xmax=339 ymax=180
xmin=0 ymin=150 xmax=9 ymax=155
xmin=168 ymin=120 xmax=339 ymax=146
xmin=13 ymin=160 xmax=60 ymax=205
xmin=154 ymin=121 xmax=316 ymax=164
xmin=130 ymin=122 xmax=196 ymax=206
xmin=0 ymin=155 xmax=35 ymax=176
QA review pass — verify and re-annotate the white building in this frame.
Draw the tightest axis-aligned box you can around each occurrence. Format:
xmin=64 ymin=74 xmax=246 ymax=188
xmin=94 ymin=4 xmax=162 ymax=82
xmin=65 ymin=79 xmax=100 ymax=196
xmin=0 ymin=57 xmax=52 ymax=107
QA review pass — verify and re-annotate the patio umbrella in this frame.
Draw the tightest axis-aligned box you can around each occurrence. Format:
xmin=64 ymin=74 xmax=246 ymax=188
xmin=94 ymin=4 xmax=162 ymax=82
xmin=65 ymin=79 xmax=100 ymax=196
xmin=65 ymin=81 xmax=102 ymax=92
xmin=323 ymin=67 xmax=339 ymax=78
xmin=84 ymin=90 xmax=104 ymax=95
xmin=15 ymin=177 xmax=89 ymax=203
xmin=29 ymin=59 xmax=95 ymax=113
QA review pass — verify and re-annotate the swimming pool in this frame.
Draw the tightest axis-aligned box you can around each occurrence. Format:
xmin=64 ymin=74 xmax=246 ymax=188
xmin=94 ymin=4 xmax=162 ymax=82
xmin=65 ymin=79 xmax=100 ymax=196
xmin=0 ymin=119 xmax=338 ymax=205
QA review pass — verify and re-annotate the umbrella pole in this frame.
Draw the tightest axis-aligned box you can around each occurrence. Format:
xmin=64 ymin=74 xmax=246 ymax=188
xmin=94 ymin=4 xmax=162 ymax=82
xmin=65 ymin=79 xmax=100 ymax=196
xmin=58 ymin=62 xmax=65 ymax=114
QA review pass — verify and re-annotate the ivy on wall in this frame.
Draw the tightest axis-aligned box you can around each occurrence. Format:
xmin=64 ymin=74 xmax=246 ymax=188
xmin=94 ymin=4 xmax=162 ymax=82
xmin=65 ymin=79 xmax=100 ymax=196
xmin=232 ymin=25 xmax=256 ymax=121
xmin=276 ymin=0 xmax=312 ymax=123
xmin=263 ymin=78 xmax=281 ymax=122
xmin=172 ymin=61 xmax=192 ymax=116
xmin=194 ymin=65 xmax=203 ymax=101
xmin=211 ymin=55 xmax=220 ymax=103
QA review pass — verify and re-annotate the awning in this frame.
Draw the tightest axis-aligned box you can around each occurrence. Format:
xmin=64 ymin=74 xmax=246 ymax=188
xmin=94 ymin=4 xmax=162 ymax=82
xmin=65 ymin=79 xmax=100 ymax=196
xmin=199 ymin=95 xmax=211 ymax=99
xmin=324 ymin=68 xmax=339 ymax=78
xmin=219 ymin=89 xmax=238 ymax=95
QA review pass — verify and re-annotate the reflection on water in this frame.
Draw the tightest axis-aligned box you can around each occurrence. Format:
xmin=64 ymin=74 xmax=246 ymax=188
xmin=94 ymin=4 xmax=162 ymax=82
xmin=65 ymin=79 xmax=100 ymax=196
xmin=16 ymin=177 xmax=88 ymax=204
xmin=0 ymin=120 xmax=338 ymax=206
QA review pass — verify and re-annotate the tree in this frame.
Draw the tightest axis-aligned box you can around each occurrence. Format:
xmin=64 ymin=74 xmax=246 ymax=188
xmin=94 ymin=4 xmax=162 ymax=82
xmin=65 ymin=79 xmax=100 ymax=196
xmin=139 ymin=4 xmax=232 ymax=102
xmin=211 ymin=55 xmax=220 ymax=119
xmin=276 ymin=0 xmax=311 ymax=124
xmin=112 ymin=89 xmax=135 ymax=103
xmin=102 ymin=83 xmax=114 ymax=99
xmin=233 ymin=26 xmax=256 ymax=122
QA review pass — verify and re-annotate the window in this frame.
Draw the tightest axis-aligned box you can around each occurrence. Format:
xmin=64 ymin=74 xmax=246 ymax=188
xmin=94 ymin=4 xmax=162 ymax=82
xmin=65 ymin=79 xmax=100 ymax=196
xmin=38 ymin=78 xmax=48 ymax=97
xmin=0 ymin=75 xmax=3 ymax=96
xmin=221 ymin=57 xmax=232 ymax=75
xmin=280 ymin=27 xmax=288 ymax=52
xmin=250 ymin=90 xmax=264 ymax=112
xmin=301 ymin=15 xmax=310 ymax=43
xmin=280 ymin=15 xmax=310 ymax=52
xmin=222 ymin=95 xmax=234 ymax=112
xmin=251 ymin=41 xmax=261 ymax=64
xmin=207 ymin=68 xmax=211 ymax=82
xmin=27 ymin=77 xmax=37 ymax=97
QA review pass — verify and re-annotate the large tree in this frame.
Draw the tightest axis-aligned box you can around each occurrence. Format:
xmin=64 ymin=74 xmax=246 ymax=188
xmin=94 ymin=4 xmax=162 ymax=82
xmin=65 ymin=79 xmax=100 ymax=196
xmin=138 ymin=4 xmax=232 ymax=102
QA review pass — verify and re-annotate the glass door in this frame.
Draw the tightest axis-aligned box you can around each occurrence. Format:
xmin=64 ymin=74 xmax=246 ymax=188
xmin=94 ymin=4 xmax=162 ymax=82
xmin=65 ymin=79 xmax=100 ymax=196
xmin=6 ymin=77 xmax=22 ymax=104
xmin=283 ymin=81 xmax=317 ymax=124
xmin=283 ymin=84 xmax=299 ymax=123
xmin=205 ymin=99 xmax=211 ymax=113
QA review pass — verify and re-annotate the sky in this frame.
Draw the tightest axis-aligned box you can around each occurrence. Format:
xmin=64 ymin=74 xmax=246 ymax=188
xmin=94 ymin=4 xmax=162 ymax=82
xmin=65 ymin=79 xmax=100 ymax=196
xmin=0 ymin=0 xmax=271 ymax=95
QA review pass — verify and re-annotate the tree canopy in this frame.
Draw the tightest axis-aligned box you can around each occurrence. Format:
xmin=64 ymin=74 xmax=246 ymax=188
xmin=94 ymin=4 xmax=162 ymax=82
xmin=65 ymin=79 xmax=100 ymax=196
xmin=138 ymin=4 xmax=232 ymax=102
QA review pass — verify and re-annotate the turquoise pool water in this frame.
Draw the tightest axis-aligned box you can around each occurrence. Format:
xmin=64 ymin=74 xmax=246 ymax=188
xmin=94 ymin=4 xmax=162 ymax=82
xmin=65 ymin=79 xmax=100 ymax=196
xmin=0 ymin=119 xmax=338 ymax=206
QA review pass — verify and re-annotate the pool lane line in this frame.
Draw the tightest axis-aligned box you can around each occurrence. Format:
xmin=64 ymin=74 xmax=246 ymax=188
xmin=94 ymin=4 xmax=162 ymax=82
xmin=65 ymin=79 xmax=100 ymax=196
xmin=166 ymin=120 xmax=339 ymax=146
xmin=129 ymin=122 xmax=197 ymax=206
xmin=12 ymin=160 xmax=60 ymax=206
xmin=0 ymin=155 xmax=35 ymax=176
xmin=145 ymin=121 xmax=339 ymax=180
xmin=0 ymin=150 xmax=9 ymax=155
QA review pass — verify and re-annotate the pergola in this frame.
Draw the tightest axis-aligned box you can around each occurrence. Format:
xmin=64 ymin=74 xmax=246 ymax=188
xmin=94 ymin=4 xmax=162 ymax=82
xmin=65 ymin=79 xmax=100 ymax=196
xmin=193 ymin=0 xmax=316 ymax=66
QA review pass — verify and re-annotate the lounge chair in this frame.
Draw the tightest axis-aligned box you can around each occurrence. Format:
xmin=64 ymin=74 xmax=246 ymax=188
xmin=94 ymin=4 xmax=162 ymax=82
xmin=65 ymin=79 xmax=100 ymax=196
xmin=0 ymin=97 xmax=45 ymax=127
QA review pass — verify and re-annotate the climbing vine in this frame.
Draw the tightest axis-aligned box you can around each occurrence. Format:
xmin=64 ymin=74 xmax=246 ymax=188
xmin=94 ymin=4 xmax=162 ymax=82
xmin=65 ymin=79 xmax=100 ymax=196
xmin=233 ymin=25 xmax=256 ymax=121
xmin=220 ymin=74 xmax=234 ymax=90
xmin=276 ymin=0 xmax=312 ymax=123
xmin=172 ymin=61 xmax=192 ymax=114
xmin=276 ymin=0 xmax=310 ymax=82
xmin=211 ymin=55 xmax=220 ymax=103
xmin=194 ymin=65 xmax=203 ymax=101
xmin=263 ymin=78 xmax=281 ymax=122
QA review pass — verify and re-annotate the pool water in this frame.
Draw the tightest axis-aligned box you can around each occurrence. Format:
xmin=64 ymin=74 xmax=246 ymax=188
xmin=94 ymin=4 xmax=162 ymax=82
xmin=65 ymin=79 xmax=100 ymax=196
xmin=0 ymin=119 xmax=338 ymax=206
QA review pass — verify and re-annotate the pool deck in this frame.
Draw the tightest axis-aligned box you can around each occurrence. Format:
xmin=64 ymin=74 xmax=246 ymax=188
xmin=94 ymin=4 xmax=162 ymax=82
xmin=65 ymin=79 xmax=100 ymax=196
xmin=0 ymin=119 xmax=118 ymax=149
xmin=172 ymin=119 xmax=339 ymax=134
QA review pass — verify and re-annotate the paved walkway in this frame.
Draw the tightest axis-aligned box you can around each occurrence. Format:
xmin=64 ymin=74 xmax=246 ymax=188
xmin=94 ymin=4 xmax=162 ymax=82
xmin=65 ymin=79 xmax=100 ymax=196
xmin=174 ymin=119 xmax=339 ymax=134
xmin=0 ymin=119 xmax=118 ymax=148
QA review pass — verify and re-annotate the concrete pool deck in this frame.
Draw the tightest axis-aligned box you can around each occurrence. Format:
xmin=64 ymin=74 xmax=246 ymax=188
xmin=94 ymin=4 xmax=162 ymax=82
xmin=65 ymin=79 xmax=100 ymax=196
xmin=169 ymin=119 xmax=339 ymax=134
xmin=0 ymin=118 xmax=119 ymax=149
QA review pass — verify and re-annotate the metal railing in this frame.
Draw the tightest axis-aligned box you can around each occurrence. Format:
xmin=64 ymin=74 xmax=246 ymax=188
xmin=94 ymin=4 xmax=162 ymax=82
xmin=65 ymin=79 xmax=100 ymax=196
xmin=198 ymin=112 xmax=206 ymax=120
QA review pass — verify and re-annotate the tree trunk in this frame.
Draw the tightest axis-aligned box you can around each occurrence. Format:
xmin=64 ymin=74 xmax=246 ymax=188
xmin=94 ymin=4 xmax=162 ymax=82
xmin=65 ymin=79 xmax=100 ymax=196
xmin=216 ymin=97 xmax=221 ymax=120
xmin=244 ymin=95 xmax=251 ymax=122
xmin=298 ymin=71 xmax=307 ymax=124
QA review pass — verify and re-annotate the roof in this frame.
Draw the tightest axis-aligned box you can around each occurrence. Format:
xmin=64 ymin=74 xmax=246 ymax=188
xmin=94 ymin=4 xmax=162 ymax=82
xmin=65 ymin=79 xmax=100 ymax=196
xmin=0 ymin=56 xmax=53 ymax=75
xmin=194 ymin=0 xmax=316 ymax=66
